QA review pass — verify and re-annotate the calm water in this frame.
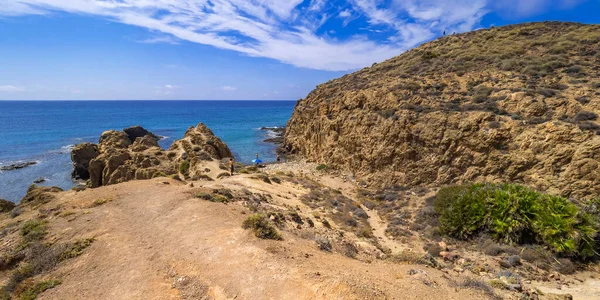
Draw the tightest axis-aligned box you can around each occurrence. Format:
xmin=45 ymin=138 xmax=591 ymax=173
xmin=0 ymin=100 xmax=296 ymax=202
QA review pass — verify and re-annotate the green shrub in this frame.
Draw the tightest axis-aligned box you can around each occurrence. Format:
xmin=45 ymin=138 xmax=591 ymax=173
xmin=316 ymin=164 xmax=328 ymax=171
xmin=18 ymin=279 xmax=61 ymax=300
xmin=179 ymin=160 xmax=190 ymax=174
xmin=20 ymin=220 xmax=47 ymax=244
xmin=242 ymin=214 xmax=282 ymax=240
xmin=59 ymin=238 xmax=95 ymax=261
xmin=435 ymin=183 xmax=599 ymax=258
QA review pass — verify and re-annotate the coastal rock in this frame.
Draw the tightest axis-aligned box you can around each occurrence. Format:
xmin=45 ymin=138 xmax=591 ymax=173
xmin=0 ymin=198 xmax=16 ymax=213
xmin=72 ymin=123 xmax=231 ymax=187
xmin=32 ymin=177 xmax=46 ymax=184
xmin=71 ymin=143 xmax=100 ymax=180
xmin=124 ymin=125 xmax=160 ymax=143
xmin=21 ymin=185 xmax=63 ymax=204
xmin=131 ymin=135 xmax=160 ymax=152
xmin=0 ymin=161 xmax=37 ymax=171
xmin=98 ymin=130 xmax=131 ymax=152
xmin=169 ymin=123 xmax=233 ymax=178
xmin=284 ymin=22 xmax=600 ymax=199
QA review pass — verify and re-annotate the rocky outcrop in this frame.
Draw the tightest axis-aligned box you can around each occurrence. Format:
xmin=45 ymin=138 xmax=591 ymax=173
xmin=21 ymin=185 xmax=63 ymax=204
xmin=71 ymin=123 xmax=232 ymax=188
xmin=124 ymin=125 xmax=160 ymax=143
xmin=169 ymin=123 xmax=233 ymax=178
xmin=71 ymin=143 xmax=100 ymax=180
xmin=0 ymin=161 xmax=37 ymax=171
xmin=0 ymin=199 xmax=15 ymax=213
xmin=285 ymin=22 xmax=600 ymax=199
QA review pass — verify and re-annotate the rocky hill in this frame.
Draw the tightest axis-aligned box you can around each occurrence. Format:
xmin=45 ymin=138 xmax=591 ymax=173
xmin=285 ymin=22 xmax=600 ymax=199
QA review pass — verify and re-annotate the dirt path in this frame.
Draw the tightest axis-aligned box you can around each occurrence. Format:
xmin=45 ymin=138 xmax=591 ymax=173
xmin=8 ymin=178 xmax=486 ymax=300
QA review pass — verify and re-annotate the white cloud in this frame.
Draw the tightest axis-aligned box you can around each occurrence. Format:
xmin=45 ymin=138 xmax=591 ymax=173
xmin=220 ymin=86 xmax=238 ymax=91
xmin=137 ymin=35 xmax=180 ymax=45
xmin=1 ymin=0 xmax=583 ymax=71
xmin=0 ymin=85 xmax=25 ymax=92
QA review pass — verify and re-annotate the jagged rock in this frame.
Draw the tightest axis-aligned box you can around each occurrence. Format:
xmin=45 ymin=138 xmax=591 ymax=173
xmin=124 ymin=125 xmax=160 ymax=143
xmin=33 ymin=177 xmax=46 ymax=184
xmin=0 ymin=161 xmax=37 ymax=171
xmin=21 ymin=185 xmax=63 ymax=204
xmin=285 ymin=22 xmax=600 ymax=199
xmin=99 ymin=130 xmax=131 ymax=152
xmin=131 ymin=135 xmax=160 ymax=152
xmin=72 ymin=123 xmax=230 ymax=188
xmin=71 ymin=143 xmax=100 ymax=180
xmin=170 ymin=123 xmax=233 ymax=178
xmin=0 ymin=199 xmax=16 ymax=213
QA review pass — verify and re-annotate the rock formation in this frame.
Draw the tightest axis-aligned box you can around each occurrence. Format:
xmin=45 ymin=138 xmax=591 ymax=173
xmin=71 ymin=123 xmax=232 ymax=188
xmin=285 ymin=22 xmax=600 ymax=199
xmin=0 ymin=161 xmax=37 ymax=171
xmin=71 ymin=143 xmax=100 ymax=180
xmin=21 ymin=185 xmax=63 ymax=204
xmin=169 ymin=123 xmax=233 ymax=178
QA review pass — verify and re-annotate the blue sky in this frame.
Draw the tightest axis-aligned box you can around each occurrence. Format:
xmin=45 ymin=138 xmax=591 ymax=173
xmin=0 ymin=0 xmax=599 ymax=100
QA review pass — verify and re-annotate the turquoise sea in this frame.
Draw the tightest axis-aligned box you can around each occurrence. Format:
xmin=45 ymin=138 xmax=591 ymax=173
xmin=0 ymin=100 xmax=296 ymax=202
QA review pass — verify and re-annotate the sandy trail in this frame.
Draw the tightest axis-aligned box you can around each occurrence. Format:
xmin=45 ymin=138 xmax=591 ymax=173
xmin=11 ymin=177 xmax=485 ymax=300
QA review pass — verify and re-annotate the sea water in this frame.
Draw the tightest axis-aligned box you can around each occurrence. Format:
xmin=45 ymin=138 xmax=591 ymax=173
xmin=0 ymin=100 xmax=296 ymax=202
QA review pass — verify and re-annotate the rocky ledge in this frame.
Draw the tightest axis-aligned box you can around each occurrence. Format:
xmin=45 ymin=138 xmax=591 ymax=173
xmin=0 ymin=161 xmax=37 ymax=171
xmin=71 ymin=124 xmax=232 ymax=188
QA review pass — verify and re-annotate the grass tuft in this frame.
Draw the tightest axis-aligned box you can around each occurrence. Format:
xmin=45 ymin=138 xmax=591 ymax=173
xmin=18 ymin=279 xmax=61 ymax=300
xmin=242 ymin=214 xmax=282 ymax=240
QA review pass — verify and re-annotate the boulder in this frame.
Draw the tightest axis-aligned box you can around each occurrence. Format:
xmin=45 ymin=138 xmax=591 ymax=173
xmin=71 ymin=143 xmax=100 ymax=180
xmin=98 ymin=130 xmax=131 ymax=152
xmin=123 ymin=125 xmax=160 ymax=143
xmin=131 ymin=135 xmax=160 ymax=152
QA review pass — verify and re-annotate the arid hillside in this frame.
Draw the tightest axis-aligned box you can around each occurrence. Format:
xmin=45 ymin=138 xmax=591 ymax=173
xmin=285 ymin=22 xmax=600 ymax=199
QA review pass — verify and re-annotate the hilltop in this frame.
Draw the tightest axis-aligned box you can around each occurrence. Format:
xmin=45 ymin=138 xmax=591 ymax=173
xmin=285 ymin=22 xmax=600 ymax=199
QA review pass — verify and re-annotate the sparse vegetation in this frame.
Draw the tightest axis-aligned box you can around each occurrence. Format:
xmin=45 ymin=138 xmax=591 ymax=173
xmin=435 ymin=183 xmax=599 ymax=258
xmin=179 ymin=160 xmax=190 ymax=175
xmin=455 ymin=278 xmax=497 ymax=299
xmin=18 ymin=279 xmax=61 ymax=300
xmin=59 ymin=238 xmax=95 ymax=261
xmin=0 ymin=199 xmax=16 ymax=213
xmin=20 ymin=220 xmax=47 ymax=244
xmin=316 ymin=164 xmax=328 ymax=171
xmin=242 ymin=214 xmax=282 ymax=240
xmin=90 ymin=197 xmax=114 ymax=207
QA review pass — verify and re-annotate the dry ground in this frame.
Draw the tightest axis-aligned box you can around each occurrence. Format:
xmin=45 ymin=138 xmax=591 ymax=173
xmin=1 ymin=161 xmax=597 ymax=299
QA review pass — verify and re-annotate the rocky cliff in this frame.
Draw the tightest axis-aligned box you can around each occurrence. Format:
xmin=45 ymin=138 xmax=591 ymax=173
xmin=71 ymin=124 xmax=232 ymax=187
xmin=285 ymin=22 xmax=600 ymax=199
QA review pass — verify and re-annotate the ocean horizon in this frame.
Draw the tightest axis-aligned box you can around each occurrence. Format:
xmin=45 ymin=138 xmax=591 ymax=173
xmin=0 ymin=100 xmax=296 ymax=202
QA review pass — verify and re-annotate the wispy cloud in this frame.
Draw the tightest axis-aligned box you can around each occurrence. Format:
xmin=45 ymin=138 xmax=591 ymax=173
xmin=220 ymin=86 xmax=238 ymax=91
xmin=137 ymin=35 xmax=180 ymax=45
xmin=1 ymin=0 xmax=588 ymax=71
xmin=0 ymin=85 xmax=25 ymax=92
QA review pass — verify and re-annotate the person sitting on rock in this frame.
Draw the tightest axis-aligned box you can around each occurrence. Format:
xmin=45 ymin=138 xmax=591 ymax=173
xmin=277 ymin=154 xmax=281 ymax=162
